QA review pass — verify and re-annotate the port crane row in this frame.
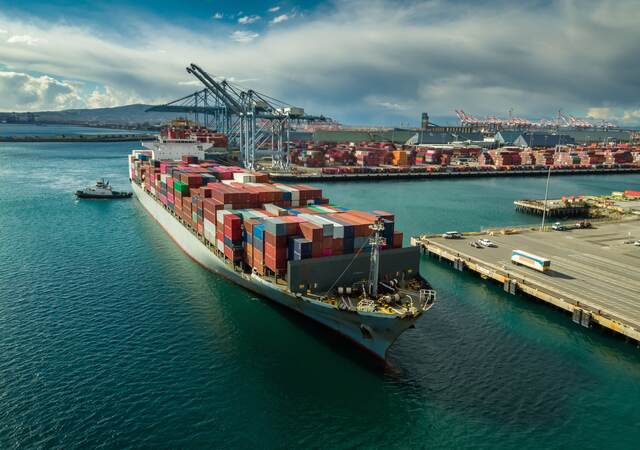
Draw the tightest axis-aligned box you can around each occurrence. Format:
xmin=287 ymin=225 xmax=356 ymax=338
xmin=455 ymin=109 xmax=618 ymax=130
xmin=147 ymin=63 xmax=330 ymax=170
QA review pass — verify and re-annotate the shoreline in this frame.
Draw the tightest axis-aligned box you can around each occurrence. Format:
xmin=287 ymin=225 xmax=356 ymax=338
xmin=0 ymin=134 xmax=157 ymax=143
xmin=270 ymin=167 xmax=640 ymax=182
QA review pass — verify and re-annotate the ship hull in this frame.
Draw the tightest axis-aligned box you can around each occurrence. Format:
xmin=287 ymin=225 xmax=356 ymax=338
xmin=132 ymin=182 xmax=419 ymax=360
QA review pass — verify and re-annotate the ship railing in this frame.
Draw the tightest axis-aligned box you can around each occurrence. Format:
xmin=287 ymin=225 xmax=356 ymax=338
xmin=419 ymin=289 xmax=436 ymax=310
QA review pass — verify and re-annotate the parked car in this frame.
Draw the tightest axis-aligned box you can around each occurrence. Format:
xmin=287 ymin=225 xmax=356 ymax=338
xmin=478 ymin=239 xmax=497 ymax=247
xmin=552 ymin=222 xmax=567 ymax=231
xmin=442 ymin=231 xmax=463 ymax=239
xmin=469 ymin=240 xmax=482 ymax=248
xmin=575 ymin=220 xmax=592 ymax=229
xmin=634 ymin=240 xmax=640 ymax=247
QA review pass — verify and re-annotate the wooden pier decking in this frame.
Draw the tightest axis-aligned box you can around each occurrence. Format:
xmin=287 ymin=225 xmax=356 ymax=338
xmin=513 ymin=199 xmax=590 ymax=217
xmin=411 ymin=220 xmax=640 ymax=345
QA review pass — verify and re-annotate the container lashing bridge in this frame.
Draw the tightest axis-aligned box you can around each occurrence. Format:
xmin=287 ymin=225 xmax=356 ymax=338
xmin=147 ymin=63 xmax=330 ymax=170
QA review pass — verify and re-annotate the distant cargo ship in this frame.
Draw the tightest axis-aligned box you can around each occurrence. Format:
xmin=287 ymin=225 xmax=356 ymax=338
xmin=141 ymin=118 xmax=228 ymax=160
xmin=129 ymin=138 xmax=435 ymax=360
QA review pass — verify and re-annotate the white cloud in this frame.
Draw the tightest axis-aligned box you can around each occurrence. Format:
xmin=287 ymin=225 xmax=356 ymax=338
xmin=376 ymin=101 xmax=406 ymax=111
xmin=0 ymin=1 xmax=639 ymax=124
xmin=270 ymin=14 xmax=290 ymax=24
xmin=0 ymin=71 xmax=83 ymax=110
xmin=622 ymin=109 xmax=640 ymax=121
xmin=586 ymin=107 xmax=611 ymax=120
xmin=0 ymin=28 xmax=7 ymax=34
xmin=87 ymin=85 xmax=142 ymax=108
xmin=212 ymin=12 xmax=223 ymax=20
xmin=230 ymin=30 xmax=259 ymax=43
xmin=238 ymin=15 xmax=260 ymax=25
xmin=268 ymin=6 xmax=281 ymax=13
xmin=7 ymin=34 xmax=40 ymax=45
xmin=177 ymin=80 xmax=201 ymax=86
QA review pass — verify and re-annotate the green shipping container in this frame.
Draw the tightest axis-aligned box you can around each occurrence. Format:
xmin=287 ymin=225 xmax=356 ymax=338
xmin=192 ymin=212 xmax=198 ymax=223
xmin=174 ymin=180 xmax=189 ymax=194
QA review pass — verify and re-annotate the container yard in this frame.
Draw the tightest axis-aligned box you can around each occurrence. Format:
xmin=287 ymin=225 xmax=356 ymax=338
xmin=411 ymin=219 xmax=640 ymax=345
xmin=269 ymin=165 xmax=640 ymax=181
xmin=267 ymin=140 xmax=640 ymax=181
xmin=128 ymin=149 xmax=436 ymax=359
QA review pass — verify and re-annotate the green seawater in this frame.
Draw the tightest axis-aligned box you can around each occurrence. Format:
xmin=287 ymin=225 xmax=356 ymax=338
xmin=0 ymin=139 xmax=639 ymax=449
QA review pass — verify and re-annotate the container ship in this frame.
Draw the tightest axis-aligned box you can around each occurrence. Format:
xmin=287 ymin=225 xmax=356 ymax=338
xmin=128 ymin=146 xmax=435 ymax=360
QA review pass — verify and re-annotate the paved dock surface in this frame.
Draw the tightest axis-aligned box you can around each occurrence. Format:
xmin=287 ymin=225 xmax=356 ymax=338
xmin=413 ymin=220 xmax=640 ymax=342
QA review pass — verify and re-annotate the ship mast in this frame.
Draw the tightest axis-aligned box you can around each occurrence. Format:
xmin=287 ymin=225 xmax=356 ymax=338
xmin=367 ymin=220 xmax=386 ymax=298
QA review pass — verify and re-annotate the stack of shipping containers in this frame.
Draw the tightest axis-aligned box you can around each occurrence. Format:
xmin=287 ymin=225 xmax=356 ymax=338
xmin=130 ymin=153 xmax=404 ymax=278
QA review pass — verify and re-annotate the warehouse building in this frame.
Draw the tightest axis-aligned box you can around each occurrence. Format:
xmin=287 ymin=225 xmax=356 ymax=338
xmin=513 ymin=132 xmax=575 ymax=147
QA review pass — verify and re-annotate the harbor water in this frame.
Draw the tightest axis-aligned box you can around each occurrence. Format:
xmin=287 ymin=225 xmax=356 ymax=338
xmin=1 ymin=138 xmax=639 ymax=449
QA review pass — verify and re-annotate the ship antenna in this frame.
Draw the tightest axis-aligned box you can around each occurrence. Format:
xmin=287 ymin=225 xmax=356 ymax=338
xmin=367 ymin=219 xmax=386 ymax=298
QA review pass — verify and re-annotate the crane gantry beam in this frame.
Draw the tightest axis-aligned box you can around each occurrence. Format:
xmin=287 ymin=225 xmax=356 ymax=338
xmin=147 ymin=63 xmax=330 ymax=170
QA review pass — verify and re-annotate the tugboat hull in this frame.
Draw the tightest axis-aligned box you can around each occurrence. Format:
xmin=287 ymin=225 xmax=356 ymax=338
xmin=75 ymin=191 xmax=132 ymax=199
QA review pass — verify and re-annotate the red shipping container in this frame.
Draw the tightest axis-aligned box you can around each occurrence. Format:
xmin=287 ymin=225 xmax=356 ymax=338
xmin=311 ymin=241 xmax=323 ymax=258
xmin=253 ymin=248 xmax=264 ymax=265
xmin=372 ymin=210 xmax=395 ymax=221
xmin=264 ymin=241 xmax=276 ymax=259
xmin=392 ymin=231 xmax=403 ymax=248
xmin=264 ymin=231 xmax=288 ymax=248
xmin=300 ymin=222 xmax=323 ymax=242
xmin=224 ymin=224 xmax=242 ymax=241
xmin=265 ymin=255 xmax=287 ymax=272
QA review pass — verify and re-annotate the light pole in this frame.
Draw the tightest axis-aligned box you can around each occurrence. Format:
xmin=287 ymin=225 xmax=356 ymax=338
xmin=540 ymin=134 xmax=561 ymax=231
xmin=540 ymin=158 xmax=553 ymax=231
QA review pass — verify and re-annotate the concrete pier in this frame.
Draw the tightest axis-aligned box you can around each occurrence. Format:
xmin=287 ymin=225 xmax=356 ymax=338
xmin=411 ymin=220 xmax=640 ymax=345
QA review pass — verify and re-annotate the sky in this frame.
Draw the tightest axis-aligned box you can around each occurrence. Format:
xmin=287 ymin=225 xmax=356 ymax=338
xmin=0 ymin=0 xmax=638 ymax=126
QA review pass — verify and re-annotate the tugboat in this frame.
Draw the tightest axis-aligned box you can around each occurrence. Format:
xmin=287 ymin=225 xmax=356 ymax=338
xmin=75 ymin=179 xmax=132 ymax=199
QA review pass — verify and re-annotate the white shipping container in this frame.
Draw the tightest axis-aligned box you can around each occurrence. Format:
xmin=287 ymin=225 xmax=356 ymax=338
xmin=233 ymin=172 xmax=256 ymax=183
xmin=204 ymin=218 xmax=216 ymax=234
xmin=319 ymin=216 xmax=345 ymax=238
xmin=299 ymin=214 xmax=334 ymax=237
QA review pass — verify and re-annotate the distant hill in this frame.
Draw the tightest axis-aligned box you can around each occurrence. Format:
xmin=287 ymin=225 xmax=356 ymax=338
xmin=0 ymin=104 xmax=184 ymax=128
xmin=0 ymin=104 xmax=465 ymax=130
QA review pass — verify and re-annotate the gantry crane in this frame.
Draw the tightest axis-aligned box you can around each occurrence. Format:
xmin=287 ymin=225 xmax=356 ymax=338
xmin=455 ymin=108 xmax=618 ymax=130
xmin=148 ymin=63 xmax=329 ymax=170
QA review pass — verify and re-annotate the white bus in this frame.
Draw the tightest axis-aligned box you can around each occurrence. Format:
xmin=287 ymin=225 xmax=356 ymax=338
xmin=511 ymin=250 xmax=551 ymax=273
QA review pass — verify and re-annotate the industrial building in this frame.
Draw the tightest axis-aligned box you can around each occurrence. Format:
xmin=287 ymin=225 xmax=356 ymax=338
xmin=512 ymin=133 xmax=576 ymax=148
xmin=563 ymin=129 xmax=631 ymax=144
xmin=493 ymin=131 xmax=524 ymax=146
xmin=310 ymin=129 xmax=416 ymax=144
xmin=407 ymin=130 xmax=484 ymax=145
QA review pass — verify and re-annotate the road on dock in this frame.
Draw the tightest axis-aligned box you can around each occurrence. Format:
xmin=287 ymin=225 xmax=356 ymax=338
xmin=421 ymin=220 xmax=640 ymax=329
